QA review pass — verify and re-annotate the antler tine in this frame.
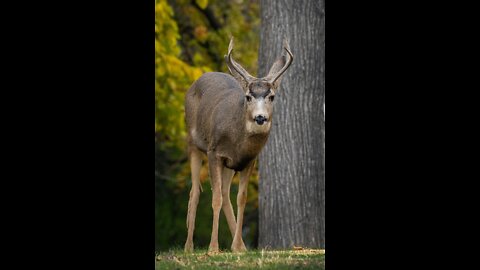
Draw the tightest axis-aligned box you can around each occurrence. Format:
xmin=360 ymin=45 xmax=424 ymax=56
xmin=228 ymin=37 xmax=234 ymax=56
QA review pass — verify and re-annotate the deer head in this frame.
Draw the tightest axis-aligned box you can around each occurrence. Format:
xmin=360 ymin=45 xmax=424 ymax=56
xmin=224 ymin=37 xmax=293 ymax=133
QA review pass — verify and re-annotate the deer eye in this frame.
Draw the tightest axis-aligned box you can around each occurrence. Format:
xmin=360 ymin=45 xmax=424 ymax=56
xmin=246 ymin=95 xmax=252 ymax=102
xmin=269 ymin=95 xmax=275 ymax=102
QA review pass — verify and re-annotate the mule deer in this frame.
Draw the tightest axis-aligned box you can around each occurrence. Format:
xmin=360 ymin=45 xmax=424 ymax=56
xmin=184 ymin=37 xmax=293 ymax=253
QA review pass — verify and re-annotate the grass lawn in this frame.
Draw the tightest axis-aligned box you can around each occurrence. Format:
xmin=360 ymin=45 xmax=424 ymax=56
xmin=155 ymin=248 xmax=325 ymax=269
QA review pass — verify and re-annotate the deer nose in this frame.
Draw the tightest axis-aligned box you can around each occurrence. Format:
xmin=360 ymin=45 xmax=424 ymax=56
xmin=254 ymin=115 xmax=268 ymax=125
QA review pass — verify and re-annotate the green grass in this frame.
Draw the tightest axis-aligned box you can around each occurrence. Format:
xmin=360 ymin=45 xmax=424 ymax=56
xmin=155 ymin=248 xmax=325 ymax=269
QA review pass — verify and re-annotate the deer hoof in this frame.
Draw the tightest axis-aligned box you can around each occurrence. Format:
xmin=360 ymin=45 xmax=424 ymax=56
xmin=208 ymin=242 xmax=220 ymax=254
xmin=184 ymin=242 xmax=194 ymax=253
xmin=231 ymin=240 xmax=247 ymax=252
xmin=231 ymin=245 xmax=247 ymax=253
xmin=207 ymin=247 xmax=221 ymax=255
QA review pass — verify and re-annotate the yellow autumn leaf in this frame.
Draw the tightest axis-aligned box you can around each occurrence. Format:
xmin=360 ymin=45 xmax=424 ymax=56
xmin=192 ymin=68 xmax=204 ymax=80
xmin=195 ymin=0 xmax=208 ymax=9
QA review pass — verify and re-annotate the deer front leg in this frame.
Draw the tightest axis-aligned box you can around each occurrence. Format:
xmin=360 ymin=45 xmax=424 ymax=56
xmin=207 ymin=152 xmax=223 ymax=253
xmin=222 ymin=167 xmax=237 ymax=238
xmin=231 ymin=161 xmax=254 ymax=252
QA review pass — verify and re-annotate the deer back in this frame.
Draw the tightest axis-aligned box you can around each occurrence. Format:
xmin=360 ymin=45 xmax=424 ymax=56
xmin=185 ymin=72 xmax=247 ymax=154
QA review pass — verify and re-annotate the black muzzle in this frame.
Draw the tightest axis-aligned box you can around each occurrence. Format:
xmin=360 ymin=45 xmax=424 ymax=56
xmin=254 ymin=115 xmax=267 ymax=125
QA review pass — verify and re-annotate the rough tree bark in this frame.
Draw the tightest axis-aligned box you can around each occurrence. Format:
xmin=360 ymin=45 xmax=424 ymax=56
xmin=258 ymin=0 xmax=325 ymax=249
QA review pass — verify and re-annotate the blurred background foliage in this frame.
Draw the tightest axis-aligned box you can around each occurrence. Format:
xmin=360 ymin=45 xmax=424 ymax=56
xmin=155 ymin=0 xmax=260 ymax=251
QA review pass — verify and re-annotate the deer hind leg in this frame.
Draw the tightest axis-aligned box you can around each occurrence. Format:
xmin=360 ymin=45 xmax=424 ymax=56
xmin=207 ymin=152 xmax=223 ymax=254
xmin=221 ymin=167 xmax=237 ymax=238
xmin=184 ymin=147 xmax=202 ymax=252
xmin=231 ymin=161 xmax=254 ymax=252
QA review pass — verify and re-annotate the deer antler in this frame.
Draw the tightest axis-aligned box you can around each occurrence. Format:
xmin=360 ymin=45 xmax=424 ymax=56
xmin=267 ymin=38 xmax=293 ymax=85
xmin=226 ymin=37 xmax=255 ymax=83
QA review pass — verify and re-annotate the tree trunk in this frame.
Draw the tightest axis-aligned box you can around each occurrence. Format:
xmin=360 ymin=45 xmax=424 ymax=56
xmin=258 ymin=0 xmax=325 ymax=249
